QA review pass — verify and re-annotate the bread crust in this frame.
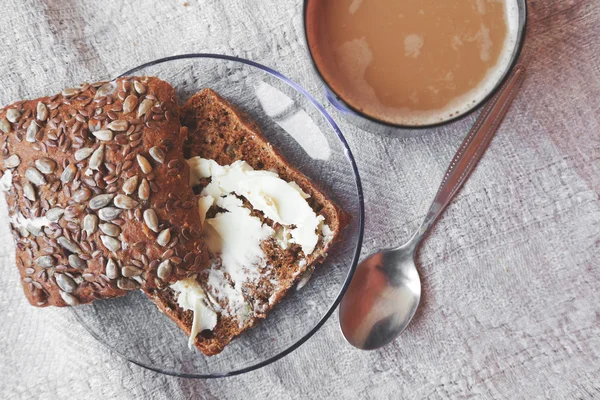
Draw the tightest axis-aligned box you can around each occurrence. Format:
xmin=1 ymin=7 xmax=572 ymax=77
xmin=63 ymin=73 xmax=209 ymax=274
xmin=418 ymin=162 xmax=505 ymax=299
xmin=0 ymin=77 xmax=209 ymax=307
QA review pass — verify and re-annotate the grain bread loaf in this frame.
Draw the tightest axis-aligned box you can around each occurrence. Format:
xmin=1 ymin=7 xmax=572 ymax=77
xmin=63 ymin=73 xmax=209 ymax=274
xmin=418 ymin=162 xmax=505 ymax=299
xmin=0 ymin=77 xmax=209 ymax=307
xmin=144 ymin=88 xmax=346 ymax=355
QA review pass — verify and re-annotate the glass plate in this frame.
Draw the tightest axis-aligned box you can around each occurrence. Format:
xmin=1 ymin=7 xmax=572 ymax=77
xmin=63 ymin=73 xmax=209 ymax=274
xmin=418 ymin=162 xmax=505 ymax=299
xmin=71 ymin=54 xmax=364 ymax=378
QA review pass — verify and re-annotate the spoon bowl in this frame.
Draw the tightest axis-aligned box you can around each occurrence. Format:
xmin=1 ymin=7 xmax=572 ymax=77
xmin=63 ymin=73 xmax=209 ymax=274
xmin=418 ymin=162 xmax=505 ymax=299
xmin=340 ymin=243 xmax=421 ymax=349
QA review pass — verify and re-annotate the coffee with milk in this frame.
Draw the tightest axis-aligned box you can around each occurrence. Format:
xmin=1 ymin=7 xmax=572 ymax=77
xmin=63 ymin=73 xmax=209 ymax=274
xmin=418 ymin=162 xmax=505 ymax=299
xmin=306 ymin=0 xmax=520 ymax=126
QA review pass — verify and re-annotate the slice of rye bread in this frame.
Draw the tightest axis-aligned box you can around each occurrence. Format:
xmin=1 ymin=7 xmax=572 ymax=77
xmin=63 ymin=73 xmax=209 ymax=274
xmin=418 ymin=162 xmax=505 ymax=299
xmin=0 ymin=77 xmax=209 ymax=307
xmin=143 ymin=88 xmax=347 ymax=356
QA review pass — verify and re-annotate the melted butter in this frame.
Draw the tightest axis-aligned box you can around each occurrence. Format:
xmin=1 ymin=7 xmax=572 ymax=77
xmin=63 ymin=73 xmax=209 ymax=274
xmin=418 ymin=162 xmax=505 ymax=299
xmin=188 ymin=157 xmax=324 ymax=255
xmin=10 ymin=212 xmax=50 ymax=237
xmin=173 ymin=157 xmax=331 ymax=336
xmin=206 ymin=194 xmax=274 ymax=286
xmin=0 ymin=170 xmax=12 ymax=191
xmin=170 ymin=277 xmax=217 ymax=348
xmin=197 ymin=195 xmax=214 ymax=226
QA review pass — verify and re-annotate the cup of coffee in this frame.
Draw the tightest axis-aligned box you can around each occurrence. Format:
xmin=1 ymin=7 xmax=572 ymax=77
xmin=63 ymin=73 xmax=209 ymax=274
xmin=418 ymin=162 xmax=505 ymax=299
xmin=304 ymin=0 xmax=526 ymax=133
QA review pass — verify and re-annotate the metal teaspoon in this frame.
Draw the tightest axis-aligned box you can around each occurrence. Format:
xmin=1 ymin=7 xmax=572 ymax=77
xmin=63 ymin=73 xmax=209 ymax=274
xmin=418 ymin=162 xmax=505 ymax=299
xmin=339 ymin=65 xmax=526 ymax=350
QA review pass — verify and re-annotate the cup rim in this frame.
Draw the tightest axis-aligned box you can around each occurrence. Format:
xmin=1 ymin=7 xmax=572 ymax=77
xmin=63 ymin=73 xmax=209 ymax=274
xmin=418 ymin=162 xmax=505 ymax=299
xmin=302 ymin=0 xmax=528 ymax=130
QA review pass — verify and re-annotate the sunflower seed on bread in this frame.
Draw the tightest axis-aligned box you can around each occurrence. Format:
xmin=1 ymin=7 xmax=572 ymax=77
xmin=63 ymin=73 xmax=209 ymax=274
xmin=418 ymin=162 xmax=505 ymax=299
xmin=0 ymin=77 xmax=209 ymax=307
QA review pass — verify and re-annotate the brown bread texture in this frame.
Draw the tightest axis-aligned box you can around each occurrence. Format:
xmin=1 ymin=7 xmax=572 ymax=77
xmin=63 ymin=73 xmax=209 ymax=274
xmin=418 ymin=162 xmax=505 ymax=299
xmin=0 ymin=77 xmax=209 ymax=307
xmin=144 ymin=88 xmax=347 ymax=356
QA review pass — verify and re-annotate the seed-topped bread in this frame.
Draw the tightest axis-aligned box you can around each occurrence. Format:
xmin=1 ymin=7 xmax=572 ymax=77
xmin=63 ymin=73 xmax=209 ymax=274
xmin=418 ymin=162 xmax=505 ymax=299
xmin=0 ymin=77 xmax=209 ymax=307
xmin=144 ymin=88 xmax=346 ymax=356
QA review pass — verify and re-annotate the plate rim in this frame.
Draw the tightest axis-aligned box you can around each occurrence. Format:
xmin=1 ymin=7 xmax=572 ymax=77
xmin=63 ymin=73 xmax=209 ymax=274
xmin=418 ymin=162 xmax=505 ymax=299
xmin=72 ymin=53 xmax=365 ymax=379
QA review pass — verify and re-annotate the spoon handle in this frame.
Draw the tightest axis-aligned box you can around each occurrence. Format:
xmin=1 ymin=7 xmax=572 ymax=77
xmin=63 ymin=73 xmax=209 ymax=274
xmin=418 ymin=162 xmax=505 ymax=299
xmin=415 ymin=65 xmax=526 ymax=242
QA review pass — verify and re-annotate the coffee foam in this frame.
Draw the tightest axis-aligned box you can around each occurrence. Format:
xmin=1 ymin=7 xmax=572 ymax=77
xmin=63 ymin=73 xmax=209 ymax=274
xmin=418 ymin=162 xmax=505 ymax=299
xmin=313 ymin=0 xmax=521 ymax=127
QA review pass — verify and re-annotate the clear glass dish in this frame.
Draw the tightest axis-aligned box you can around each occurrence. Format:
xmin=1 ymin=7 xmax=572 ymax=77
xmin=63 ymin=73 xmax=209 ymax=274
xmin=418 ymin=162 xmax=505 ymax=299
xmin=70 ymin=54 xmax=364 ymax=378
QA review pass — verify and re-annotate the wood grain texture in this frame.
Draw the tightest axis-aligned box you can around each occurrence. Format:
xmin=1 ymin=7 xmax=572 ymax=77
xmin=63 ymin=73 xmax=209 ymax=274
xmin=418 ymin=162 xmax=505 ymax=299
xmin=0 ymin=0 xmax=598 ymax=399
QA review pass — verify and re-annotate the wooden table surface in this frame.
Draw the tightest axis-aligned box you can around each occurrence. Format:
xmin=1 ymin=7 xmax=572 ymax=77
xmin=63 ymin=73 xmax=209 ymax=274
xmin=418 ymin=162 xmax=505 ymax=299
xmin=0 ymin=1 xmax=598 ymax=399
